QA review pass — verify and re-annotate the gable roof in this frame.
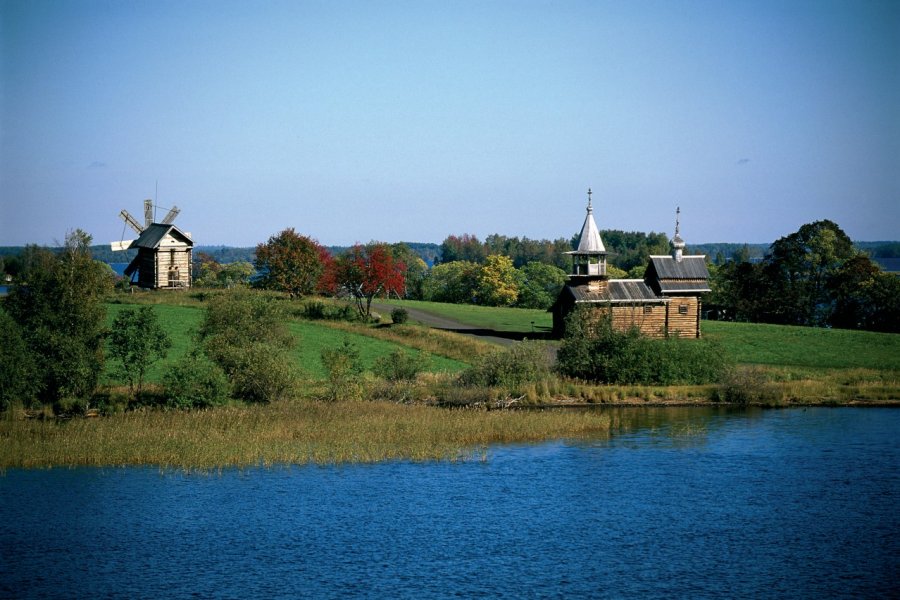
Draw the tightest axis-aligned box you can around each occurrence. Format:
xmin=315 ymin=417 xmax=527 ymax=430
xmin=647 ymin=255 xmax=710 ymax=279
xmin=563 ymin=279 xmax=665 ymax=304
xmin=646 ymin=255 xmax=711 ymax=293
xmin=129 ymin=224 xmax=193 ymax=250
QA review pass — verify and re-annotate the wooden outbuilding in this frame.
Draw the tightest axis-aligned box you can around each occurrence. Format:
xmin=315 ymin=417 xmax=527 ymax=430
xmin=123 ymin=223 xmax=194 ymax=289
xmin=551 ymin=194 xmax=710 ymax=338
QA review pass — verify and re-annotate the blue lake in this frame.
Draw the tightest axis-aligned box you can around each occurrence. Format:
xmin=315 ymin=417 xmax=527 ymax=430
xmin=1 ymin=407 xmax=898 ymax=599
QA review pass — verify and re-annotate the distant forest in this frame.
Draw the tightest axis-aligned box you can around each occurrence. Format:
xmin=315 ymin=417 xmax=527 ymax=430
xmin=2 ymin=239 xmax=898 ymax=272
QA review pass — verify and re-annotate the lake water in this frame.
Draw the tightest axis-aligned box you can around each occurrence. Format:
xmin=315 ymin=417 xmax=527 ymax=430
xmin=1 ymin=407 xmax=897 ymax=599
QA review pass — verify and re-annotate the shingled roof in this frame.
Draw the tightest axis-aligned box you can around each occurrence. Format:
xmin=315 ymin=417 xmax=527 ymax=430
xmin=561 ymin=279 xmax=666 ymax=304
xmin=646 ymin=255 xmax=711 ymax=293
xmin=566 ymin=191 xmax=606 ymax=254
xmin=128 ymin=224 xmax=193 ymax=250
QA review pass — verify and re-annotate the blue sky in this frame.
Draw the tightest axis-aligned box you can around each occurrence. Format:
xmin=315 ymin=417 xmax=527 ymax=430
xmin=1 ymin=0 xmax=898 ymax=247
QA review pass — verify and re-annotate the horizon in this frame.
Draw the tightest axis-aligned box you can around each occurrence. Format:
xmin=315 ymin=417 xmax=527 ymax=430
xmin=2 ymin=1 xmax=898 ymax=247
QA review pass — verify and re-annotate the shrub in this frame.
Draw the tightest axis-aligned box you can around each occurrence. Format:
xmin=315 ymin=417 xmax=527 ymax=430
xmin=390 ymin=307 xmax=409 ymax=325
xmin=716 ymin=366 xmax=781 ymax=405
xmin=163 ymin=354 xmax=231 ymax=409
xmin=299 ymin=300 xmax=358 ymax=322
xmin=373 ymin=348 xmax=428 ymax=382
xmin=199 ymin=290 xmax=293 ymax=349
xmin=459 ymin=341 xmax=552 ymax=392
xmin=301 ymin=300 xmax=327 ymax=320
xmin=556 ymin=309 xmax=730 ymax=385
xmin=205 ymin=340 xmax=299 ymax=403
xmin=199 ymin=290 xmax=299 ymax=403
xmin=320 ymin=341 xmax=364 ymax=401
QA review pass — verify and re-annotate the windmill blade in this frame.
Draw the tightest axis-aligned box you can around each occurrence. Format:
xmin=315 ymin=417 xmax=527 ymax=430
xmin=110 ymin=240 xmax=135 ymax=252
xmin=161 ymin=205 xmax=180 ymax=224
xmin=119 ymin=210 xmax=144 ymax=234
xmin=144 ymin=198 xmax=154 ymax=227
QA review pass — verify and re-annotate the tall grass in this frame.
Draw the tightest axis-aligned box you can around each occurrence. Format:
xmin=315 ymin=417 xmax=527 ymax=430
xmin=0 ymin=401 xmax=613 ymax=469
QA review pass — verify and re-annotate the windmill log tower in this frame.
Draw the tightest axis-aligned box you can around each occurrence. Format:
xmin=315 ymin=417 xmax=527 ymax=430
xmin=111 ymin=199 xmax=194 ymax=289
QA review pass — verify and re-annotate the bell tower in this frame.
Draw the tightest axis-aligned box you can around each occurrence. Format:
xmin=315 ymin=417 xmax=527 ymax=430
xmin=566 ymin=188 xmax=609 ymax=291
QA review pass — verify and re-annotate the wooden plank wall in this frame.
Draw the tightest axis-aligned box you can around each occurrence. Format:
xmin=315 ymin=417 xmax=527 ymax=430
xmin=154 ymin=248 xmax=191 ymax=288
xmin=666 ymin=297 xmax=700 ymax=338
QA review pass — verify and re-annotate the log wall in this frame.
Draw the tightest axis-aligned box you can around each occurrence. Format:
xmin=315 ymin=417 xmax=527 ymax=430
xmin=666 ymin=297 xmax=700 ymax=338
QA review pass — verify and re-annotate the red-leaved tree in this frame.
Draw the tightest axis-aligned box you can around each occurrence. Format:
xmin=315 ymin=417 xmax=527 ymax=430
xmin=334 ymin=243 xmax=405 ymax=319
xmin=254 ymin=228 xmax=330 ymax=298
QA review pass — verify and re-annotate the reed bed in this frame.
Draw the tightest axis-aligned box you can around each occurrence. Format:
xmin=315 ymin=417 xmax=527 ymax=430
xmin=0 ymin=401 xmax=613 ymax=470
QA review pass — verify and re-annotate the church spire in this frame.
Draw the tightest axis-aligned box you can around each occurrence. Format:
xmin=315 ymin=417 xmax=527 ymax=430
xmin=576 ymin=188 xmax=605 ymax=253
xmin=566 ymin=188 xmax=607 ymax=279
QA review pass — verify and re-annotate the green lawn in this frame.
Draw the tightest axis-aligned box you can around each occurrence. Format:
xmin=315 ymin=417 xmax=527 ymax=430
xmin=105 ymin=298 xmax=900 ymax=388
xmin=104 ymin=302 xmax=467 ymax=385
xmin=703 ymin=320 xmax=900 ymax=371
xmin=104 ymin=302 xmax=204 ymax=384
xmin=378 ymin=298 xmax=553 ymax=332
xmin=287 ymin=321 xmax=468 ymax=379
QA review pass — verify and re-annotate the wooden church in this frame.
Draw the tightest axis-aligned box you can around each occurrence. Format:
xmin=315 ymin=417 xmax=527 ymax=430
xmin=113 ymin=199 xmax=194 ymax=289
xmin=551 ymin=190 xmax=711 ymax=338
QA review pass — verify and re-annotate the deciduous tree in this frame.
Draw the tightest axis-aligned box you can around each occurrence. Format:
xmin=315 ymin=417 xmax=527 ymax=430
xmin=438 ymin=234 xmax=486 ymax=264
xmin=108 ymin=306 xmax=172 ymax=397
xmin=4 ymin=230 xmax=113 ymax=408
xmin=334 ymin=243 xmax=405 ymax=319
xmin=515 ymin=262 xmax=567 ymax=309
xmin=477 ymin=255 xmax=519 ymax=306
xmin=254 ymin=228 xmax=329 ymax=298
xmin=422 ymin=261 xmax=480 ymax=304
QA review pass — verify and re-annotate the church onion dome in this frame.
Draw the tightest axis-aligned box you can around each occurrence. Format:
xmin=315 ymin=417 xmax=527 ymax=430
xmin=672 ymin=206 xmax=686 ymax=261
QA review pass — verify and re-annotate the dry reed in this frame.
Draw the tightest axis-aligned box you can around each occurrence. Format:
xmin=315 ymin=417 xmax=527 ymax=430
xmin=0 ymin=401 xmax=612 ymax=470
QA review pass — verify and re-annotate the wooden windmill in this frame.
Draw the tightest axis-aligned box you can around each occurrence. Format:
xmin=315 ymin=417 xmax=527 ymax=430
xmin=111 ymin=199 xmax=194 ymax=289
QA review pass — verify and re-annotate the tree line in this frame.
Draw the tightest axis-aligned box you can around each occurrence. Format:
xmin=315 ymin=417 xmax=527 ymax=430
xmin=709 ymin=220 xmax=900 ymax=333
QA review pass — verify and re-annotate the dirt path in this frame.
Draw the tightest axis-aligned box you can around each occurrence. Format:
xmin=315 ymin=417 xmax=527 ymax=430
xmin=370 ymin=302 xmax=517 ymax=346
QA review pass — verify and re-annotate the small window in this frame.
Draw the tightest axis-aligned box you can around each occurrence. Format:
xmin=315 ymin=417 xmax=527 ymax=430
xmin=678 ymin=304 xmax=689 ymax=315
xmin=643 ymin=305 xmax=653 ymax=314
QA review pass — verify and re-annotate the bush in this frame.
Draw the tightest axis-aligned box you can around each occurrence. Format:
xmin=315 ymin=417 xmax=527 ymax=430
xmin=373 ymin=348 xmax=428 ymax=382
xmin=459 ymin=341 xmax=552 ymax=392
xmin=163 ymin=354 xmax=231 ymax=409
xmin=300 ymin=300 xmax=357 ymax=322
xmin=205 ymin=339 xmax=299 ymax=403
xmin=556 ymin=309 xmax=730 ymax=385
xmin=200 ymin=290 xmax=293 ymax=349
xmin=199 ymin=290 xmax=299 ymax=403
xmin=390 ymin=307 xmax=409 ymax=325
xmin=716 ymin=366 xmax=781 ymax=405
xmin=320 ymin=341 xmax=364 ymax=401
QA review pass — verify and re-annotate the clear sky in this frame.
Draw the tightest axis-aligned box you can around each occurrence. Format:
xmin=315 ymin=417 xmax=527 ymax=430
xmin=1 ymin=0 xmax=898 ymax=248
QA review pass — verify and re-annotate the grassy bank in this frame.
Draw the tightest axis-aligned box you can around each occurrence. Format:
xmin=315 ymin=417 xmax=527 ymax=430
xmin=104 ymin=299 xmax=471 ymax=385
xmin=379 ymin=298 xmax=553 ymax=332
xmin=0 ymin=400 xmax=613 ymax=469
xmin=5 ymin=291 xmax=899 ymax=469
xmin=703 ymin=320 xmax=900 ymax=371
xmin=101 ymin=294 xmax=900 ymax=405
